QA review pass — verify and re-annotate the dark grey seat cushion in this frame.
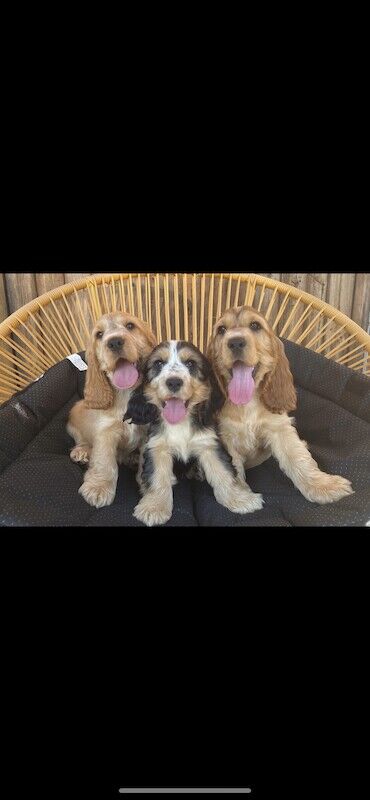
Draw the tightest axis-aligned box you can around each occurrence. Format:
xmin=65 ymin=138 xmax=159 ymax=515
xmin=0 ymin=341 xmax=369 ymax=527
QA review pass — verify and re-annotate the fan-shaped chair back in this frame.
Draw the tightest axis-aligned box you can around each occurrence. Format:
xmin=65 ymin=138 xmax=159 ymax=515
xmin=0 ymin=273 xmax=369 ymax=403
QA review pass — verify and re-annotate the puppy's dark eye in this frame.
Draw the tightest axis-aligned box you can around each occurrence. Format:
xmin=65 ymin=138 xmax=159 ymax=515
xmin=153 ymin=359 xmax=164 ymax=368
xmin=126 ymin=322 xmax=135 ymax=331
xmin=218 ymin=325 xmax=227 ymax=335
xmin=95 ymin=331 xmax=103 ymax=339
xmin=250 ymin=321 xmax=261 ymax=331
xmin=185 ymin=359 xmax=196 ymax=369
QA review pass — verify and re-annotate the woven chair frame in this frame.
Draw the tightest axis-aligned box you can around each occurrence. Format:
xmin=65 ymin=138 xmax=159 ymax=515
xmin=0 ymin=272 xmax=369 ymax=403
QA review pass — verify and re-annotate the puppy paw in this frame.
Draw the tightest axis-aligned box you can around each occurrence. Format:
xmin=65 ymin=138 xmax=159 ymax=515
xmin=230 ymin=490 xmax=264 ymax=514
xmin=79 ymin=480 xmax=116 ymax=508
xmin=186 ymin=462 xmax=205 ymax=481
xmin=216 ymin=487 xmax=264 ymax=514
xmin=70 ymin=445 xmax=91 ymax=464
xmin=301 ymin=474 xmax=354 ymax=504
xmin=133 ymin=496 xmax=173 ymax=527
xmin=118 ymin=450 xmax=140 ymax=469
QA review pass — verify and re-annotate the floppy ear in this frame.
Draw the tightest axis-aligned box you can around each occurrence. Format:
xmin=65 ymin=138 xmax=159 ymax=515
xmin=209 ymin=368 xmax=226 ymax=414
xmin=139 ymin=320 xmax=157 ymax=352
xmin=260 ymin=337 xmax=297 ymax=413
xmin=206 ymin=336 xmax=227 ymax=398
xmin=196 ymin=365 xmax=226 ymax=427
xmin=84 ymin=339 xmax=114 ymax=410
xmin=123 ymin=385 xmax=159 ymax=426
xmin=206 ymin=336 xmax=215 ymax=366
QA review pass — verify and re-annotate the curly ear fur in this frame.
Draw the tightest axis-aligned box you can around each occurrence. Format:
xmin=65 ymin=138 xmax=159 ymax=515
xmin=194 ymin=365 xmax=226 ymax=427
xmin=84 ymin=341 xmax=114 ymax=410
xmin=260 ymin=337 xmax=297 ymax=414
xmin=140 ymin=322 xmax=157 ymax=351
xmin=123 ymin=385 xmax=159 ymax=425
xmin=206 ymin=338 xmax=228 ymax=398
xmin=206 ymin=338 xmax=216 ymax=373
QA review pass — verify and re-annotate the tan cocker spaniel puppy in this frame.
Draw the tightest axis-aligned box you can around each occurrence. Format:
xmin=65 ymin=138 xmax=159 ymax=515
xmin=207 ymin=305 xmax=353 ymax=505
xmin=67 ymin=312 xmax=156 ymax=508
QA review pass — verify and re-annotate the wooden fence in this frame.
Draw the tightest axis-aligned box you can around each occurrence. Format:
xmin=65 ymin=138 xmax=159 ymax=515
xmin=0 ymin=272 xmax=369 ymax=332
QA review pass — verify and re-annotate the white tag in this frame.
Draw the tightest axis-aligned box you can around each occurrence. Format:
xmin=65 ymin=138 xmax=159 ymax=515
xmin=67 ymin=353 xmax=88 ymax=371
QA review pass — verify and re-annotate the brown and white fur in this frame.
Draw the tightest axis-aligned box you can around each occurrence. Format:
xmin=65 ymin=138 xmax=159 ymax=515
xmin=67 ymin=312 xmax=156 ymax=508
xmin=207 ymin=305 xmax=354 ymax=505
xmin=124 ymin=340 xmax=264 ymax=526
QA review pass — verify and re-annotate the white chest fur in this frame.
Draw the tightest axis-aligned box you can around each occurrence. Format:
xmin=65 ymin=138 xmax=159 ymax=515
xmin=219 ymin=397 xmax=264 ymax=456
xmin=162 ymin=417 xmax=193 ymax=462
xmin=150 ymin=416 xmax=215 ymax=463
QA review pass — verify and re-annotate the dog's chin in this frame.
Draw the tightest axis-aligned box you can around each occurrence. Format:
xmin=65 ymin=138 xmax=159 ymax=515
xmin=107 ymin=358 xmax=141 ymax=390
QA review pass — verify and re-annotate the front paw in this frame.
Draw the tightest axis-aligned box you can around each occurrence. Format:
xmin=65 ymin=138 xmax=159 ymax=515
xmin=216 ymin=486 xmax=264 ymax=514
xmin=79 ymin=480 xmax=116 ymax=508
xmin=301 ymin=474 xmax=354 ymax=504
xmin=133 ymin=495 xmax=173 ymax=527
xmin=186 ymin=462 xmax=205 ymax=481
xmin=70 ymin=445 xmax=91 ymax=464
xmin=118 ymin=449 xmax=140 ymax=469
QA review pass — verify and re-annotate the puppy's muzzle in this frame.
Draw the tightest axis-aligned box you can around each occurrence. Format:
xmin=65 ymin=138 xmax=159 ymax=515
xmin=227 ymin=337 xmax=246 ymax=354
xmin=165 ymin=377 xmax=183 ymax=393
xmin=107 ymin=336 xmax=124 ymax=353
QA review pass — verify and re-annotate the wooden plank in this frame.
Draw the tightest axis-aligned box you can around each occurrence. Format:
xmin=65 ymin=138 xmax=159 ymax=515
xmin=35 ymin=273 xmax=65 ymax=295
xmin=338 ymin=273 xmax=356 ymax=319
xmin=281 ymin=273 xmax=307 ymax=292
xmin=5 ymin=273 xmax=38 ymax=314
xmin=64 ymin=272 xmax=92 ymax=283
xmin=0 ymin=273 xmax=8 ymax=323
xmin=305 ymin=273 xmax=327 ymax=301
xmin=351 ymin=273 xmax=369 ymax=331
xmin=259 ymin=272 xmax=282 ymax=281
xmin=326 ymin=273 xmax=342 ymax=312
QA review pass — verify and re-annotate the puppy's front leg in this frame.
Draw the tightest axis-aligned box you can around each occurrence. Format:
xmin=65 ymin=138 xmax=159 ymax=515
xmin=134 ymin=444 xmax=175 ymax=527
xmin=266 ymin=419 xmax=353 ymax=504
xmin=79 ymin=428 xmax=121 ymax=509
xmin=67 ymin=416 xmax=91 ymax=464
xmin=221 ymin=443 xmax=247 ymax=483
xmin=195 ymin=439 xmax=263 ymax=514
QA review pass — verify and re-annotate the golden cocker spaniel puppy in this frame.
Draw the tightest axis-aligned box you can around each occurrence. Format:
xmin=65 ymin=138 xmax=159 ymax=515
xmin=67 ymin=312 xmax=156 ymax=508
xmin=207 ymin=305 xmax=353 ymax=505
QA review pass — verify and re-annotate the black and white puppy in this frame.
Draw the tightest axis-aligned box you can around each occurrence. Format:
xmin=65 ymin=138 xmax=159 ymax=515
xmin=124 ymin=340 xmax=263 ymax=526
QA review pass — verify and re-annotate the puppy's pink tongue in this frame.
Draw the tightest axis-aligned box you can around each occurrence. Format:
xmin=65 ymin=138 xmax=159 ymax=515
xmin=162 ymin=398 xmax=187 ymax=424
xmin=228 ymin=363 xmax=255 ymax=405
xmin=112 ymin=360 xmax=139 ymax=389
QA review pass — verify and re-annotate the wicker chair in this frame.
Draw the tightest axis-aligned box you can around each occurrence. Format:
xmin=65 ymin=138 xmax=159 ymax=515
xmin=0 ymin=272 xmax=369 ymax=403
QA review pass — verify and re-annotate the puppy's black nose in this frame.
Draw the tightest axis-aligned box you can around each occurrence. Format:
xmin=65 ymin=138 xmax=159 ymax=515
xmin=227 ymin=337 xmax=246 ymax=352
xmin=166 ymin=377 xmax=183 ymax=393
xmin=107 ymin=337 xmax=124 ymax=352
